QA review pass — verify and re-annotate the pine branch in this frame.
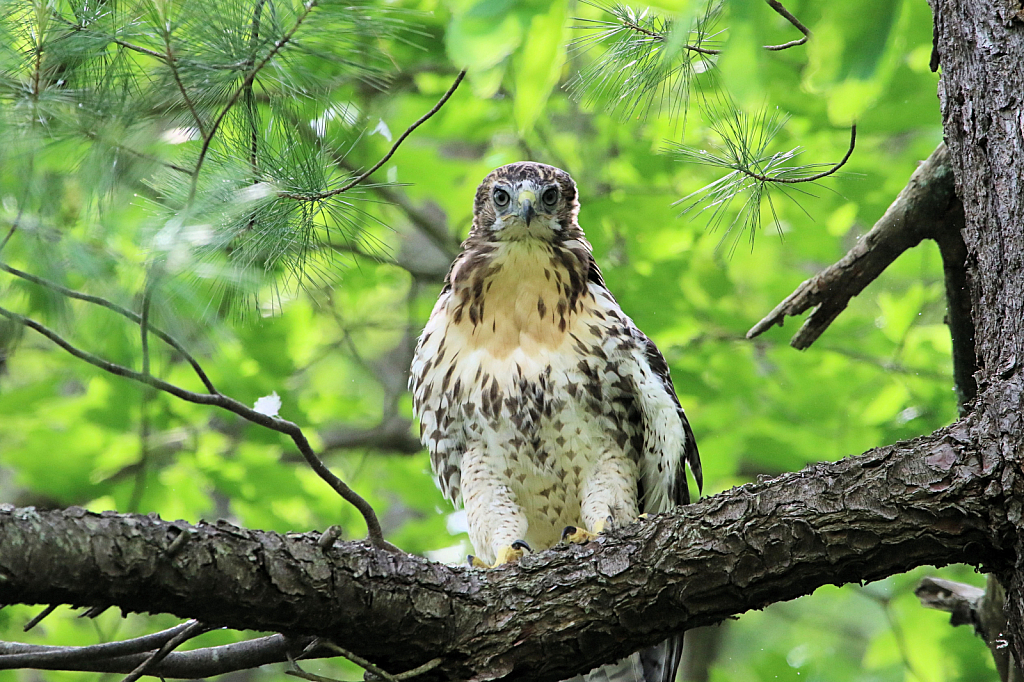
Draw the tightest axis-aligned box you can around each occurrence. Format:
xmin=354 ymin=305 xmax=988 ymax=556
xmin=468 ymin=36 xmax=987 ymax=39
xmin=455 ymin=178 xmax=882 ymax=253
xmin=0 ymin=261 xmax=217 ymax=394
xmin=189 ymin=0 xmax=321 ymax=203
xmin=670 ymin=99 xmax=856 ymax=248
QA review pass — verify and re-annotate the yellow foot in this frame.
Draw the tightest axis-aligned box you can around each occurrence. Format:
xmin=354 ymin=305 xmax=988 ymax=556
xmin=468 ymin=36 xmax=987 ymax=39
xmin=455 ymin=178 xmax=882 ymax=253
xmin=468 ymin=540 xmax=531 ymax=568
xmin=561 ymin=516 xmax=614 ymax=545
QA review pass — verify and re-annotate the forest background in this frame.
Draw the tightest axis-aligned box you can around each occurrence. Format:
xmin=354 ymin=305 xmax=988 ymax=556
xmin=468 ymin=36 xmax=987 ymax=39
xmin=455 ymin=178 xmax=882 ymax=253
xmin=0 ymin=0 xmax=992 ymax=680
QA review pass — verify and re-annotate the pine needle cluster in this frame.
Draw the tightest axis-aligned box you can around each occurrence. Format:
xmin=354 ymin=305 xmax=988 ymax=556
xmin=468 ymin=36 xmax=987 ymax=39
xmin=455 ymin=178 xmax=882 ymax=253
xmin=0 ymin=0 xmax=407 ymax=314
xmin=567 ymin=0 xmax=853 ymax=247
xmin=668 ymin=97 xmax=844 ymax=252
xmin=567 ymin=0 xmax=723 ymax=121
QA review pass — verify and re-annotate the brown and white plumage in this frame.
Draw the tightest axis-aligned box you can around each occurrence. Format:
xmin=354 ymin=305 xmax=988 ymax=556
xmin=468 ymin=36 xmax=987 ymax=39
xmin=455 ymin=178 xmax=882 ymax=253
xmin=410 ymin=162 xmax=701 ymax=682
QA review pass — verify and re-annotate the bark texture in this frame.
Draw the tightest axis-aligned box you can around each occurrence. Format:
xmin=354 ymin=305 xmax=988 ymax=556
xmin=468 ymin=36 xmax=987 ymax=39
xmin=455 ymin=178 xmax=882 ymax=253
xmin=0 ymin=425 xmax=1013 ymax=681
xmin=929 ymin=0 xmax=1024 ymax=667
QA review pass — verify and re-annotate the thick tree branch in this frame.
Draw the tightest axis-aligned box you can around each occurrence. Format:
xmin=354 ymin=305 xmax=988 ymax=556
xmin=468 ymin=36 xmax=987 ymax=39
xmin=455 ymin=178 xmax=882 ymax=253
xmin=747 ymin=143 xmax=962 ymax=350
xmin=0 ymin=419 xmax=1011 ymax=682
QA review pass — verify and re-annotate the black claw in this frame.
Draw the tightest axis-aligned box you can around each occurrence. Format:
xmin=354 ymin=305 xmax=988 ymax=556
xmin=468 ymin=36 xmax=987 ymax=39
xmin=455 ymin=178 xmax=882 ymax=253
xmin=467 ymin=554 xmax=477 ymax=565
xmin=511 ymin=539 xmax=531 ymax=552
xmin=560 ymin=526 xmax=578 ymax=542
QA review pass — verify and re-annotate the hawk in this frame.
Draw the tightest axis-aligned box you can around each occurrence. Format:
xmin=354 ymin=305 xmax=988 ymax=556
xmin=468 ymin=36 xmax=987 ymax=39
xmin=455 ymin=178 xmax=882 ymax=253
xmin=410 ymin=162 xmax=702 ymax=682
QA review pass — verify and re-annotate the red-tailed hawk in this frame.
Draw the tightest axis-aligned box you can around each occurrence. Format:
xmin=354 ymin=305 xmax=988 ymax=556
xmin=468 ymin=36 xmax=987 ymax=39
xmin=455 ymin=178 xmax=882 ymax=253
xmin=410 ymin=162 xmax=702 ymax=682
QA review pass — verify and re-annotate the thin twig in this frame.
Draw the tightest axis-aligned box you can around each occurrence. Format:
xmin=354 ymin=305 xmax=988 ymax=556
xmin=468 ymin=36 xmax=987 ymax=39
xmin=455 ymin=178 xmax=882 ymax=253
xmin=738 ymin=124 xmax=855 ymax=184
xmin=79 ymin=129 xmax=193 ymax=174
xmin=24 ymin=605 xmax=58 ymax=632
xmin=0 ymin=622 xmax=199 ymax=668
xmin=0 ymin=207 xmax=24 ymax=256
xmin=0 ymin=305 xmax=390 ymax=549
xmin=162 ymin=35 xmax=207 ymax=138
xmin=0 ymin=262 xmax=217 ymax=394
xmin=278 ymin=70 xmax=467 ymax=202
xmin=120 ymin=620 xmax=209 ymax=682
xmin=189 ymin=0 xmax=320 ymax=203
xmin=141 ymin=284 xmax=153 ymax=377
xmin=762 ymin=0 xmax=811 ymax=50
xmin=112 ymin=38 xmax=165 ymax=61
xmin=286 ymin=667 xmax=348 ymax=682
xmin=321 ymin=642 xmax=398 ymax=682
xmin=607 ymin=15 xmax=721 ymax=55
xmin=246 ymin=1 xmax=266 ymax=180
xmin=0 ymin=634 xmax=320 ymax=675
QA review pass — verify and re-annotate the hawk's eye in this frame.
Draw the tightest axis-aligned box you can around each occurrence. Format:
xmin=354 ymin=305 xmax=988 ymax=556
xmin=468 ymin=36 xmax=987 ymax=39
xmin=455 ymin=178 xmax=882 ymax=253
xmin=542 ymin=187 xmax=559 ymax=207
xmin=493 ymin=188 xmax=510 ymax=208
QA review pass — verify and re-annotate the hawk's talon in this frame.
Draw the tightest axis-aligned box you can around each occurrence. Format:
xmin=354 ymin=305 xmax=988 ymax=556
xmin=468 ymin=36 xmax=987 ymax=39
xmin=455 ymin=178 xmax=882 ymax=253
xmin=561 ymin=525 xmax=600 ymax=544
xmin=468 ymin=541 xmax=531 ymax=569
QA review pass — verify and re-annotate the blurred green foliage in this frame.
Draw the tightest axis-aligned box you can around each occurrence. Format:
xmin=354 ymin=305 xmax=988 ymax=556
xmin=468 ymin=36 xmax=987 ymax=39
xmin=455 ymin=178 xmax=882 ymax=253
xmin=0 ymin=0 xmax=992 ymax=680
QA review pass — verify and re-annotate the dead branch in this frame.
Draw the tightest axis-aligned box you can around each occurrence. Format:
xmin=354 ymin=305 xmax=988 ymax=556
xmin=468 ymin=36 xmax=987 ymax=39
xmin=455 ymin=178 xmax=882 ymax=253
xmin=747 ymin=143 xmax=962 ymax=351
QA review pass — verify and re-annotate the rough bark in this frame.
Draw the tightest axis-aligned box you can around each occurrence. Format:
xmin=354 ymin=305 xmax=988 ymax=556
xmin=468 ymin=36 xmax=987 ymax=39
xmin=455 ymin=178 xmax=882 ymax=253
xmin=929 ymin=0 xmax=1024 ymax=668
xmin=0 ymin=423 xmax=1013 ymax=681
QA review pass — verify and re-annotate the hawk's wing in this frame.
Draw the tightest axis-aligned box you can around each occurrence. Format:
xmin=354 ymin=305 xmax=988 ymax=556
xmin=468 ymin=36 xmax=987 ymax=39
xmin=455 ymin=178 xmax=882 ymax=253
xmin=630 ymin=328 xmax=698 ymax=682
xmin=588 ymin=259 xmax=700 ymax=682
xmin=634 ymin=328 xmax=702 ymax=509
xmin=409 ymin=274 xmax=468 ymax=505
xmin=586 ymin=258 xmax=702 ymax=513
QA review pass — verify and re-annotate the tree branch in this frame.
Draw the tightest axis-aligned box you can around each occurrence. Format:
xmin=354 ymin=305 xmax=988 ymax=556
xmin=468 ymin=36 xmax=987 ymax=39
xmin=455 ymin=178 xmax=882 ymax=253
xmin=0 ymin=633 xmax=323 ymax=676
xmin=0 ymin=419 xmax=1010 ymax=681
xmin=747 ymin=143 xmax=960 ymax=349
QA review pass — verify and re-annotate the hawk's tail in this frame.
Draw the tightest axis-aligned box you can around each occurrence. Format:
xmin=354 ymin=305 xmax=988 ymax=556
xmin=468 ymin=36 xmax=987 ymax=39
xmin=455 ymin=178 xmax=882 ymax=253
xmin=562 ymin=635 xmax=683 ymax=682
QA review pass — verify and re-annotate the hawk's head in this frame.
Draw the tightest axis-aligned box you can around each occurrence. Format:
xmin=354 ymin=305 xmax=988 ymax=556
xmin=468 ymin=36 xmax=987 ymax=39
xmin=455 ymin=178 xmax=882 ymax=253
xmin=469 ymin=162 xmax=582 ymax=242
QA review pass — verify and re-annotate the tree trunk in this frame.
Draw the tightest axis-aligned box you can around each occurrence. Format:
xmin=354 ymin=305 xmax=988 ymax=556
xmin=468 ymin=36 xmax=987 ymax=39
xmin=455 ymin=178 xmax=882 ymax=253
xmin=929 ymin=0 xmax=1024 ymax=665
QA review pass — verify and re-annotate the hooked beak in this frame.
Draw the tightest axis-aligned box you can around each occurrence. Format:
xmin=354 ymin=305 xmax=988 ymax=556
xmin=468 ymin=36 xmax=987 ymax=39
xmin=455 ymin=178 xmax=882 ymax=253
xmin=518 ymin=190 xmax=537 ymax=227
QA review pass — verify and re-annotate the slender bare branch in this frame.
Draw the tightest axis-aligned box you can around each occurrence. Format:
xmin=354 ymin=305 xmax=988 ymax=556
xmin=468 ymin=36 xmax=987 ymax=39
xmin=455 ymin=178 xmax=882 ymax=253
xmin=0 ymin=261 xmax=217 ymax=394
xmin=162 ymin=40 xmax=207 ymax=139
xmin=0 ymin=305 xmax=389 ymax=550
xmin=278 ymin=70 xmax=466 ymax=202
xmin=740 ymin=124 xmax=856 ymax=185
xmin=322 ymin=641 xmax=399 ymax=682
xmin=0 ymin=622 xmax=199 ymax=668
xmin=0 ymin=634 xmax=323 ymax=677
xmin=762 ymin=0 xmax=811 ymax=50
xmin=23 ymin=605 xmax=57 ymax=632
xmin=121 ymin=621 xmax=209 ymax=682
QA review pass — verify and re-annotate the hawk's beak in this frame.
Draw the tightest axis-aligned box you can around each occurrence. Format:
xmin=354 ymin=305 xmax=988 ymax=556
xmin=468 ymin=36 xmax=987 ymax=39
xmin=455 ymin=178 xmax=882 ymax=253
xmin=518 ymin=190 xmax=537 ymax=227
xmin=521 ymin=200 xmax=536 ymax=227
